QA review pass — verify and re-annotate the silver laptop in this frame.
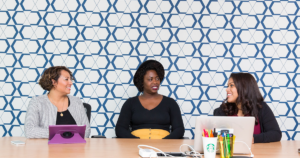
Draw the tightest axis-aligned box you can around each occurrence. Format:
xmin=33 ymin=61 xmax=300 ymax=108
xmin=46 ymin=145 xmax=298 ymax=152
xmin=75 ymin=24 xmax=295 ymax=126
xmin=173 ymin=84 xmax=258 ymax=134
xmin=193 ymin=116 xmax=255 ymax=154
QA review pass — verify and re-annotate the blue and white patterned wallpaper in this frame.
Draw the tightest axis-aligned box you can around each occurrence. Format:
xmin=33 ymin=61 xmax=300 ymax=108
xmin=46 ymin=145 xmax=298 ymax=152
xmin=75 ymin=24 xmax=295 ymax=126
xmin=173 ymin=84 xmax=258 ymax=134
xmin=0 ymin=0 xmax=300 ymax=140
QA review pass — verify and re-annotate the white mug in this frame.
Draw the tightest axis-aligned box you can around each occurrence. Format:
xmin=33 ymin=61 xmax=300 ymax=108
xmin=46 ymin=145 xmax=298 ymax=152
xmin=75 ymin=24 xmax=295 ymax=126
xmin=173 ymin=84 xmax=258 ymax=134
xmin=202 ymin=137 xmax=217 ymax=158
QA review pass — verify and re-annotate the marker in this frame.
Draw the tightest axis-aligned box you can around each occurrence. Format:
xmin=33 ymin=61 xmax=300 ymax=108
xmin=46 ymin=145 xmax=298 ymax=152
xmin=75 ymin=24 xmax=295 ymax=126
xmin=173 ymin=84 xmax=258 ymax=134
xmin=203 ymin=129 xmax=208 ymax=137
xmin=213 ymin=128 xmax=217 ymax=137
xmin=210 ymin=130 xmax=213 ymax=137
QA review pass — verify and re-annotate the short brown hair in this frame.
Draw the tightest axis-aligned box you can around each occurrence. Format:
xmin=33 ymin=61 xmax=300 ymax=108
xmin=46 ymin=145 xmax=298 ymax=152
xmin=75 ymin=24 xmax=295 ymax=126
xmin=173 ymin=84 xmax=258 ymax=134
xmin=39 ymin=66 xmax=73 ymax=91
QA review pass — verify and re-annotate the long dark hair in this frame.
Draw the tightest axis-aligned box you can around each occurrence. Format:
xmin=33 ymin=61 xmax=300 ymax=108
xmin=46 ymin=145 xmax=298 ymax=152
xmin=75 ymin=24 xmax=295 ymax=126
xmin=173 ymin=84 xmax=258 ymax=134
xmin=221 ymin=73 xmax=263 ymax=124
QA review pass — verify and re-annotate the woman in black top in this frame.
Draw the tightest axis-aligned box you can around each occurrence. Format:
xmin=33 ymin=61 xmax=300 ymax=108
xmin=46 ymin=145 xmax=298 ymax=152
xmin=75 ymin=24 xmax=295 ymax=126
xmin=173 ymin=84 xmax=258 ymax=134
xmin=213 ymin=73 xmax=281 ymax=143
xmin=115 ymin=60 xmax=184 ymax=139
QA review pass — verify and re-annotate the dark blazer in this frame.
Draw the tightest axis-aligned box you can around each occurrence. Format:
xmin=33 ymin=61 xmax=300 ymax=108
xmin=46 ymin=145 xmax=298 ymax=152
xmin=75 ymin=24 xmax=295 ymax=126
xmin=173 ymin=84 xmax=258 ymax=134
xmin=213 ymin=102 xmax=282 ymax=143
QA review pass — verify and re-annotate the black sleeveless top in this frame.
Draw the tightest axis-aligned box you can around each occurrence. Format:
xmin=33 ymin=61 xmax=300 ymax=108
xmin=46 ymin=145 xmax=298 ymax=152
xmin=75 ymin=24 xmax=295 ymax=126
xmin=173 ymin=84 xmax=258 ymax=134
xmin=56 ymin=97 xmax=76 ymax=125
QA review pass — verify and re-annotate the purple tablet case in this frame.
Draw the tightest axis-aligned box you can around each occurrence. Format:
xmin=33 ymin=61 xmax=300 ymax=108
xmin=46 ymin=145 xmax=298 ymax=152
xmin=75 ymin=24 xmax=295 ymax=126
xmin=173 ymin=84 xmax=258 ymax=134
xmin=48 ymin=125 xmax=86 ymax=144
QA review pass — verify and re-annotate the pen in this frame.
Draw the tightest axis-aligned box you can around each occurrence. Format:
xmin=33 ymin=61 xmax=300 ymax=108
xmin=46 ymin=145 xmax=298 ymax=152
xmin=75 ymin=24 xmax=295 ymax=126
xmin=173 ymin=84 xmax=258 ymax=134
xmin=227 ymin=134 xmax=231 ymax=158
xmin=232 ymin=135 xmax=236 ymax=157
xmin=219 ymin=136 xmax=225 ymax=158
xmin=223 ymin=134 xmax=227 ymax=158
xmin=230 ymin=134 xmax=233 ymax=157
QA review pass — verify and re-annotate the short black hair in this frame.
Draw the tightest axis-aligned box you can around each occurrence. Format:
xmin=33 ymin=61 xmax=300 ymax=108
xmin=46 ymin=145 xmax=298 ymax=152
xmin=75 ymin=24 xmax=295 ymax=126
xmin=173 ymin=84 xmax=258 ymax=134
xmin=133 ymin=60 xmax=165 ymax=92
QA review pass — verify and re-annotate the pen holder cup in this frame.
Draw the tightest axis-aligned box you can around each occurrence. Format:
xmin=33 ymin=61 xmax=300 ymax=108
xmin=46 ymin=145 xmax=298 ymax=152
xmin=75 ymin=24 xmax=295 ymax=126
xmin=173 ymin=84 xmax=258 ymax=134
xmin=203 ymin=137 xmax=217 ymax=158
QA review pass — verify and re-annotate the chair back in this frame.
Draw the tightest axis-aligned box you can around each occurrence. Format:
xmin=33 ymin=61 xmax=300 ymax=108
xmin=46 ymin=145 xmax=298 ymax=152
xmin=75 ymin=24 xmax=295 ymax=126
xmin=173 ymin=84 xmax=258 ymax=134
xmin=83 ymin=103 xmax=107 ymax=138
xmin=170 ymin=125 xmax=189 ymax=139
xmin=83 ymin=103 xmax=91 ymax=123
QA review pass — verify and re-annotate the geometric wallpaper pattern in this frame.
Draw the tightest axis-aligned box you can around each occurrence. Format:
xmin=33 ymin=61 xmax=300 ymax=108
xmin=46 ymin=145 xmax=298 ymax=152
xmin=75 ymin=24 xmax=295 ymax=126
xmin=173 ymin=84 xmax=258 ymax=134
xmin=0 ymin=0 xmax=300 ymax=140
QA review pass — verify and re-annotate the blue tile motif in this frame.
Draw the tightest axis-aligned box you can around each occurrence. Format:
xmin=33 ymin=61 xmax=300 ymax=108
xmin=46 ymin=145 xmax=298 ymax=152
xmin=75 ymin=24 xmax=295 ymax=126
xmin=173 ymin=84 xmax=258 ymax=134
xmin=0 ymin=0 xmax=299 ymax=140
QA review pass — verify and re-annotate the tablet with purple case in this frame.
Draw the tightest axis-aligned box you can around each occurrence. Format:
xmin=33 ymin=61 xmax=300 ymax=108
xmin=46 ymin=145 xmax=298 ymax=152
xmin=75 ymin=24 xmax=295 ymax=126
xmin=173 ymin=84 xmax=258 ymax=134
xmin=48 ymin=125 xmax=86 ymax=144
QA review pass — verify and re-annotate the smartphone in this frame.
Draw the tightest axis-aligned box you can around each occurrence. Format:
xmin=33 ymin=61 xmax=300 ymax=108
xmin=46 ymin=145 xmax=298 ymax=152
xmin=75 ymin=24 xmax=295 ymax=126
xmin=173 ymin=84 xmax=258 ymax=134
xmin=11 ymin=140 xmax=25 ymax=145
xmin=157 ymin=152 xmax=187 ymax=157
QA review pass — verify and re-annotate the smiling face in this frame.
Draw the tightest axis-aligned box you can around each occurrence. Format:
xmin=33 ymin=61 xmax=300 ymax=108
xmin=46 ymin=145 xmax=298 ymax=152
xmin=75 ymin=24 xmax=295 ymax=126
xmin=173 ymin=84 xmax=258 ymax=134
xmin=226 ymin=77 xmax=238 ymax=103
xmin=143 ymin=70 xmax=160 ymax=94
xmin=51 ymin=70 xmax=73 ymax=95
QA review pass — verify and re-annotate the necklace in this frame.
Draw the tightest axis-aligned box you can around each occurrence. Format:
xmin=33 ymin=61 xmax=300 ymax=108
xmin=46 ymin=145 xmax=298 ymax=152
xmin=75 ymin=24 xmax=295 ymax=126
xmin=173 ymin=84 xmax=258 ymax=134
xmin=49 ymin=95 xmax=66 ymax=117
xmin=60 ymin=109 xmax=64 ymax=117
xmin=60 ymin=96 xmax=66 ymax=117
